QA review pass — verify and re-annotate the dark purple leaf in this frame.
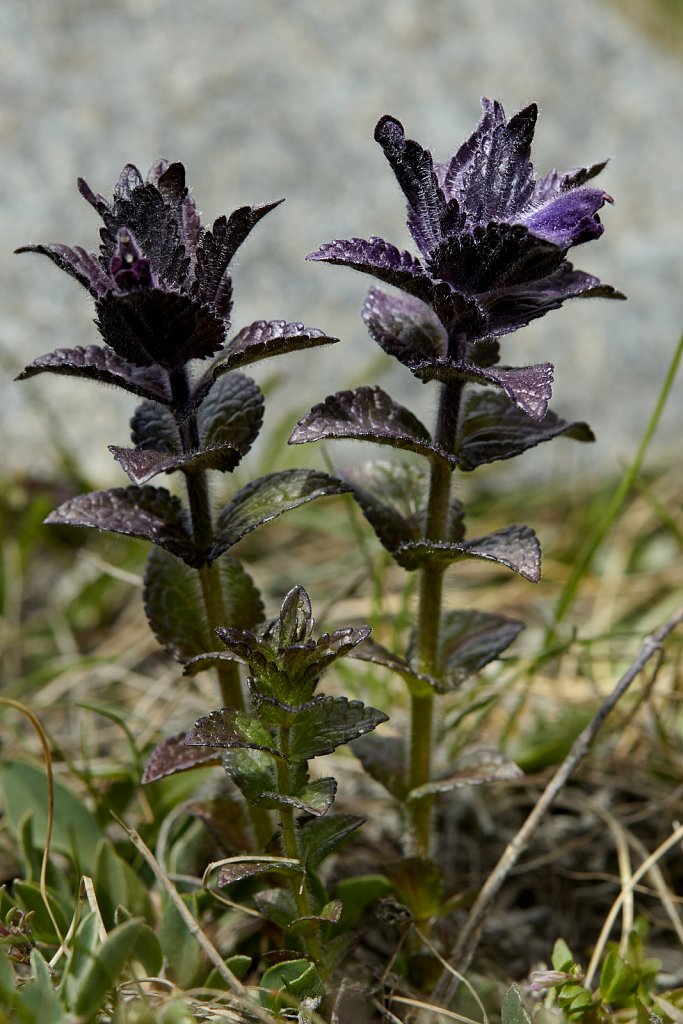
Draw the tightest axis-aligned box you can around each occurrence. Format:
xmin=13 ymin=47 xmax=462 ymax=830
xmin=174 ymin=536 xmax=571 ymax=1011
xmin=289 ymin=697 xmax=389 ymax=759
xmin=374 ymin=115 xmax=449 ymax=255
xmin=185 ymin=707 xmax=281 ymax=758
xmin=130 ymin=401 xmax=179 ymax=451
xmin=109 ymin=442 xmax=243 ymax=484
xmin=193 ymin=201 xmax=283 ymax=316
xmin=15 ymin=243 xmax=110 ymax=296
xmin=351 ymin=733 xmax=407 ymax=800
xmin=396 ymin=524 xmax=541 ymax=581
xmin=408 ymin=746 xmax=523 ymax=800
xmin=428 ymin=223 xmax=564 ymax=296
xmin=45 ymin=485 xmax=197 ymax=565
xmin=348 ymin=637 xmax=436 ymax=696
xmin=361 ymin=287 xmax=446 ymax=367
xmin=413 ymin=361 xmax=554 ymax=420
xmin=438 ymin=609 xmax=525 ymax=689
xmin=141 ymin=731 xmax=222 ymax=784
xmin=95 ymin=289 xmax=225 ymax=369
xmin=143 ymin=546 xmax=263 ymax=661
xmin=16 ymin=346 xmax=172 ymax=405
xmin=457 ymin=390 xmax=594 ymax=470
xmin=198 ymin=372 xmax=264 ymax=455
xmin=218 ymin=859 xmax=301 ymax=887
xmin=289 ymin=387 xmax=457 ymax=467
xmin=184 ymin=797 xmax=252 ymax=853
xmin=183 ymin=648 xmax=253 ymax=677
xmin=211 ymin=470 xmax=349 ymax=561
xmin=306 ymin=236 xmax=433 ymax=301
xmin=341 ymin=461 xmax=464 ymax=557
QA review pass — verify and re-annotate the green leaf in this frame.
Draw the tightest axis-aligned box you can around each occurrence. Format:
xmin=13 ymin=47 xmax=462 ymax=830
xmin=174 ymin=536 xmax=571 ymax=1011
xmin=552 ymin=938 xmax=575 ymax=972
xmin=384 ymin=857 xmax=444 ymax=924
xmin=211 ymin=469 xmax=349 ymax=560
xmin=17 ymin=950 xmax=62 ymax=1024
xmin=600 ymin=949 xmax=639 ymax=1004
xmin=298 ymin=815 xmax=364 ymax=871
xmin=289 ymin=697 xmax=388 ymax=759
xmin=501 ymin=984 xmax=533 ymax=1024
xmin=73 ymin=918 xmax=152 ymax=1018
xmin=256 ymin=776 xmax=337 ymax=817
xmin=205 ymin=956 xmax=253 ymax=989
xmin=144 ymin=547 xmax=263 ymax=662
xmin=265 ymin=584 xmax=314 ymax=647
xmin=259 ymin=958 xmax=325 ymax=1011
xmin=93 ymin=839 xmax=153 ymax=928
xmin=290 ymin=900 xmax=343 ymax=937
xmin=252 ymin=888 xmax=298 ymax=930
xmin=1 ymin=761 xmax=102 ymax=874
xmin=332 ymin=874 xmax=394 ymax=931
xmin=12 ymin=881 xmax=71 ymax=945
xmin=185 ymin=708 xmax=280 ymax=758
xmin=159 ymin=893 xmax=203 ymax=989
xmin=222 ymin=747 xmax=277 ymax=806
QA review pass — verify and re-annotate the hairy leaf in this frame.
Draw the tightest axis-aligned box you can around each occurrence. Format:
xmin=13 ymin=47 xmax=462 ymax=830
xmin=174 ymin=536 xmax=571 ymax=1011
xmin=412 ymin=360 xmax=554 ymax=420
xmin=265 ymin=584 xmax=314 ymax=648
xmin=383 ymin=857 xmax=443 ymax=922
xmin=143 ymin=546 xmax=263 ymax=661
xmin=362 ymin=286 xmax=445 ymax=367
xmin=307 ymin=236 xmax=433 ymax=300
xmin=396 ymin=524 xmax=541 ymax=581
xmin=218 ymin=858 xmax=301 ymax=888
xmin=298 ymin=814 xmax=364 ymax=871
xmin=16 ymin=242 xmax=110 ymax=295
xmin=130 ymin=400 xmax=179 ymax=451
xmin=348 ymin=637 xmax=436 ymax=696
xmin=407 ymin=747 xmax=523 ymax=801
xmin=289 ymin=697 xmax=389 ymax=760
xmin=290 ymin=387 xmax=457 ymax=467
xmin=289 ymin=900 xmax=343 ymax=937
xmin=95 ymin=289 xmax=225 ymax=368
xmin=437 ymin=609 xmax=525 ymax=689
xmin=198 ymin=371 xmax=264 ymax=455
xmin=256 ymin=777 xmax=338 ymax=817
xmin=45 ymin=486 xmax=197 ymax=565
xmin=342 ymin=461 xmax=464 ymax=555
xmin=185 ymin=708 xmax=280 ymax=758
xmin=191 ymin=321 xmax=338 ymax=406
xmin=211 ymin=469 xmax=349 ymax=560
xmin=457 ymin=389 xmax=594 ymax=469
xmin=351 ymin=733 xmax=408 ymax=799
xmin=109 ymin=440 xmax=243 ymax=483
xmin=16 ymin=345 xmax=172 ymax=405
xmin=141 ymin=732 xmax=222 ymax=784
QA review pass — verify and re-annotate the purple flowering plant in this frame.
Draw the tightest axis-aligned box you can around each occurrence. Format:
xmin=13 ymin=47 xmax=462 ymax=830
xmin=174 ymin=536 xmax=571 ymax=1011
xmin=13 ymin=99 xmax=624 ymax=1011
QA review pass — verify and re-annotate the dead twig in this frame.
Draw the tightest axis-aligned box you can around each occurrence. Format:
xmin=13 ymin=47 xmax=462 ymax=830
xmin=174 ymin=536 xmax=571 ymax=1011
xmin=431 ymin=606 xmax=683 ymax=1009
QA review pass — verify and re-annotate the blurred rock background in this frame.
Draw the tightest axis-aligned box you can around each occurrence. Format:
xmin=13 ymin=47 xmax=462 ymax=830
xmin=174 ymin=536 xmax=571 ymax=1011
xmin=1 ymin=0 xmax=681 ymax=485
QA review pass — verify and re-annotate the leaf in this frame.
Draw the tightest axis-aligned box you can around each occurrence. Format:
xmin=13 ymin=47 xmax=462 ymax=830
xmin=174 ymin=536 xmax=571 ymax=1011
xmin=438 ymin=609 xmax=525 ymax=689
xmin=253 ymin=888 xmax=298 ymax=930
xmin=298 ymin=814 xmax=364 ymax=871
xmin=198 ymin=371 xmax=264 ymax=455
xmin=384 ymin=857 xmax=443 ymax=923
xmin=141 ymin=731 xmax=223 ymax=784
xmin=407 ymin=747 xmax=523 ymax=801
xmin=552 ymin=938 xmax=575 ymax=973
xmin=289 ymin=697 xmax=389 ymax=759
xmin=265 ymin=584 xmax=314 ymax=647
xmin=73 ymin=918 xmax=154 ymax=1018
xmin=130 ymin=399 xmax=179 ymax=450
xmin=184 ymin=797 xmax=252 ymax=853
xmin=351 ymin=733 xmax=408 ymax=799
xmin=95 ymin=289 xmax=225 ymax=369
xmin=413 ymin=360 xmax=554 ymax=420
xmin=256 ymin=776 xmax=338 ymax=817
xmin=332 ymin=874 xmax=395 ymax=930
xmin=211 ymin=469 xmax=349 ymax=560
xmin=110 ymin=442 xmax=246 ymax=484
xmin=362 ymin=286 xmax=446 ymax=367
xmin=93 ymin=839 xmax=153 ymax=928
xmin=16 ymin=345 xmax=172 ymax=405
xmin=396 ymin=524 xmax=542 ymax=582
xmin=289 ymin=387 xmax=457 ymax=467
xmin=143 ymin=546 xmax=263 ymax=661
xmin=289 ymin=900 xmax=343 ymax=937
xmin=1 ymin=760 xmax=102 ymax=874
xmin=46 ymin=486 xmax=197 ymax=566
xmin=218 ymin=859 xmax=301 ymax=887
xmin=348 ymin=637 xmax=436 ymax=696
xmin=185 ymin=707 xmax=280 ymax=757
xmin=222 ymin=747 xmax=278 ymax=805
xmin=159 ymin=893 xmax=203 ymax=988
xmin=307 ymin=236 xmax=433 ymax=301
xmin=502 ymin=985 xmax=533 ymax=1024
xmin=342 ymin=460 xmax=464 ymax=555
xmin=259 ymin=958 xmax=326 ymax=1011
xmin=600 ymin=949 xmax=639 ymax=1004
xmin=191 ymin=321 xmax=338 ymax=405
xmin=457 ymin=390 xmax=594 ymax=470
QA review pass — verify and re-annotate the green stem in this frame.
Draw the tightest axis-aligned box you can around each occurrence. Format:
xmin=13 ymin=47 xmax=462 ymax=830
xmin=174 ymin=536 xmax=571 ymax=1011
xmin=277 ymin=732 xmax=324 ymax=965
xmin=408 ymin=379 xmax=463 ymax=857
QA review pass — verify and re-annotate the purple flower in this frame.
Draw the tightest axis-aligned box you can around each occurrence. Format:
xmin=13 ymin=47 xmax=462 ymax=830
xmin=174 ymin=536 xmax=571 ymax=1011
xmin=18 ymin=160 xmax=282 ymax=369
xmin=307 ymin=99 xmax=623 ymax=420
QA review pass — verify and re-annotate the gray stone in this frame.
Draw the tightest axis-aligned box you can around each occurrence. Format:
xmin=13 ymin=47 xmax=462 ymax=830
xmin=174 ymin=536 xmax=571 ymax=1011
xmin=2 ymin=0 xmax=681 ymax=484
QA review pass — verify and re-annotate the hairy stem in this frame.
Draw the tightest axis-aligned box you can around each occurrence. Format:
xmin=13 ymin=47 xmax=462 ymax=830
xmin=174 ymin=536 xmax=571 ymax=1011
xmin=277 ymin=732 xmax=324 ymax=965
xmin=409 ymin=378 xmax=463 ymax=857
